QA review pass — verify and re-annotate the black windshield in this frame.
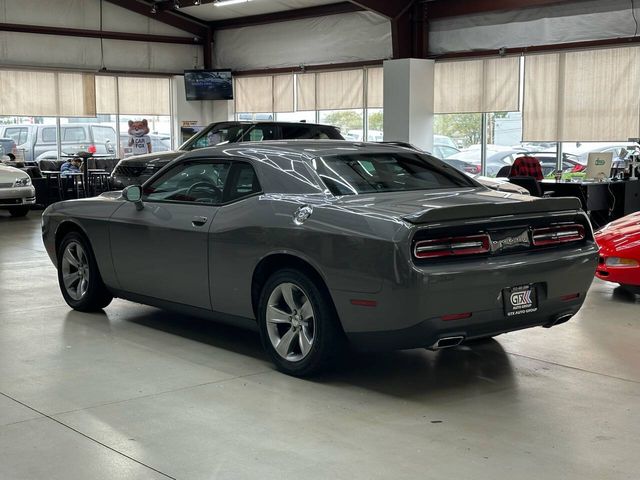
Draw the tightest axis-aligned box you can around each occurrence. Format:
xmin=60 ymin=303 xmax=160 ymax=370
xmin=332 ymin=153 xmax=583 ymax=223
xmin=312 ymin=152 xmax=477 ymax=196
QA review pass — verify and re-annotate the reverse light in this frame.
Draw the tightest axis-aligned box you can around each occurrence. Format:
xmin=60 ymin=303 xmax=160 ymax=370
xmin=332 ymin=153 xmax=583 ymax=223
xmin=605 ymin=257 xmax=639 ymax=267
xmin=531 ymin=224 xmax=585 ymax=246
xmin=414 ymin=234 xmax=490 ymax=259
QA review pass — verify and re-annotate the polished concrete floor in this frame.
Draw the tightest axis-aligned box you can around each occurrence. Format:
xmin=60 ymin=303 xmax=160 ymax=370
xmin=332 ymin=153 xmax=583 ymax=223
xmin=0 ymin=211 xmax=638 ymax=480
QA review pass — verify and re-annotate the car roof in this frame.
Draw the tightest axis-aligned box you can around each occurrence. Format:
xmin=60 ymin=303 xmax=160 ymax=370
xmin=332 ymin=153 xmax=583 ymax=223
xmin=222 ymin=121 xmax=339 ymax=129
xmin=184 ymin=140 xmax=416 ymax=160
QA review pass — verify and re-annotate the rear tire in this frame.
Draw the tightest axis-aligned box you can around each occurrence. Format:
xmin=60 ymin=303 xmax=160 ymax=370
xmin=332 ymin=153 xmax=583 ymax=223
xmin=8 ymin=206 xmax=29 ymax=217
xmin=57 ymin=232 xmax=113 ymax=312
xmin=257 ymin=268 xmax=345 ymax=377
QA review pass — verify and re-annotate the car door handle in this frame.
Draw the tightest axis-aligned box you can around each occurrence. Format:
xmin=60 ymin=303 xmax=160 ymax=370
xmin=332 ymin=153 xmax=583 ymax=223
xmin=192 ymin=216 xmax=208 ymax=227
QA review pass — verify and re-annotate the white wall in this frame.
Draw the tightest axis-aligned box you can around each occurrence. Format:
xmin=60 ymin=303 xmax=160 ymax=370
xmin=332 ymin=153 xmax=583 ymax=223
xmin=430 ymin=0 xmax=639 ymax=54
xmin=171 ymin=75 xmax=233 ymax=144
xmin=0 ymin=0 xmax=203 ymax=72
xmin=213 ymin=11 xmax=392 ymax=71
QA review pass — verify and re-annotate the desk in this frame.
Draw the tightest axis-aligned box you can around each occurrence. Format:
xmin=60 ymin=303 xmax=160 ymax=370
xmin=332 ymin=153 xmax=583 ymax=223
xmin=541 ymin=179 xmax=640 ymax=226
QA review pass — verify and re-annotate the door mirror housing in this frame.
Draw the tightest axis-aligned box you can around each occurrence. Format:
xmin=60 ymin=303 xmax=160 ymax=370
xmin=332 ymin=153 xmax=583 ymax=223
xmin=122 ymin=185 xmax=144 ymax=210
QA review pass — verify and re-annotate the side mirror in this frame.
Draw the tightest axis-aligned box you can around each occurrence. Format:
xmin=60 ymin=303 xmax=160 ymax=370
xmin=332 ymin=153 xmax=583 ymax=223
xmin=122 ymin=185 xmax=144 ymax=210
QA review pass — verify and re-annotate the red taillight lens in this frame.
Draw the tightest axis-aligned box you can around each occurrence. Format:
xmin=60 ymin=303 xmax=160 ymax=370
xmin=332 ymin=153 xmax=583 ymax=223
xmin=532 ymin=224 xmax=585 ymax=246
xmin=414 ymin=234 xmax=490 ymax=259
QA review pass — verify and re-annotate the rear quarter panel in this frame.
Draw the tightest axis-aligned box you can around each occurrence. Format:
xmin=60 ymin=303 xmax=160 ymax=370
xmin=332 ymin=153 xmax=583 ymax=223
xmin=209 ymin=194 xmax=405 ymax=319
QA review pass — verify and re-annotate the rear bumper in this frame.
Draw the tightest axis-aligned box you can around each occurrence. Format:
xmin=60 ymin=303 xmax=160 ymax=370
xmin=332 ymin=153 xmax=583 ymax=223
xmin=333 ymin=243 xmax=598 ymax=351
xmin=347 ymin=297 xmax=583 ymax=351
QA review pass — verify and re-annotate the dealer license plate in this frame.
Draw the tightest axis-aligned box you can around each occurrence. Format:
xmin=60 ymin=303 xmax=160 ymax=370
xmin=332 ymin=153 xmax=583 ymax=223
xmin=503 ymin=284 xmax=539 ymax=317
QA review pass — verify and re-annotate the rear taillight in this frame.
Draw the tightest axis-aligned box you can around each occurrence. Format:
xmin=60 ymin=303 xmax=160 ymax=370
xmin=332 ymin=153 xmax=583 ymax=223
xmin=531 ymin=224 xmax=585 ymax=246
xmin=414 ymin=234 xmax=490 ymax=259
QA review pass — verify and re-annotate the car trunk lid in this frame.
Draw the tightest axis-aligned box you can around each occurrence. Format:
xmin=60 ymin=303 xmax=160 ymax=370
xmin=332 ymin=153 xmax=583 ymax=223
xmin=334 ymin=188 xmax=582 ymax=224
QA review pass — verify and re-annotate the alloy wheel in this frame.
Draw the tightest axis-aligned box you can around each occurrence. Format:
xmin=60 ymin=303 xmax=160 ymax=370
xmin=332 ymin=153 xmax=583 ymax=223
xmin=265 ymin=282 xmax=316 ymax=362
xmin=61 ymin=241 xmax=90 ymax=301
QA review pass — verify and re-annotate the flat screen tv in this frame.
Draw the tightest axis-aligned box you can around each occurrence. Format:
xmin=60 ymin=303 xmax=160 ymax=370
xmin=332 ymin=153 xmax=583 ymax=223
xmin=184 ymin=69 xmax=233 ymax=101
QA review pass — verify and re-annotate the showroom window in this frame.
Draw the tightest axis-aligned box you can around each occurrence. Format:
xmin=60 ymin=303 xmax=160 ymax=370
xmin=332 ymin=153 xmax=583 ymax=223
xmin=234 ymin=67 xmax=383 ymax=141
xmin=0 ymin=69 xmax=173 ymax=163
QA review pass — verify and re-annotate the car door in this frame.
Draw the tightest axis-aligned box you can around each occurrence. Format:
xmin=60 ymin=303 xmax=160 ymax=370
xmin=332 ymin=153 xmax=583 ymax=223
xmin=109 ymin=159 xmax=232 ymax=309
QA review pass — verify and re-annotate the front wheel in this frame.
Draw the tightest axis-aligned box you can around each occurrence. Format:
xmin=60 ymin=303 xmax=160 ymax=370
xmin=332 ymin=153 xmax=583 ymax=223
xmin=57 ymin=232 xmax=113 ymax=312
xmin=258 ymin=269 xmax=345 ymax=377
xmin=8 ymin=206 xmax=29 ymax=217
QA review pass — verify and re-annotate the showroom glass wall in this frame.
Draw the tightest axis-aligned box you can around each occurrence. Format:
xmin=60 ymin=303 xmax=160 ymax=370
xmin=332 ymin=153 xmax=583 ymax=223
xmin=435 ymin=49 xmax=640 ymax=177
xmin=234 ymin=67 xmax=383 ymax=142
xmin=0 ymin=70 xmax=173 ymax=163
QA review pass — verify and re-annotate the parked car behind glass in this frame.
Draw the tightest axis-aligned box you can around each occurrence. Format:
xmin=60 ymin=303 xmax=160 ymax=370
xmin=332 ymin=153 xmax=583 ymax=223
xmin=111 ymin=121 xmax=344 ymax=188
xmin=0 ymin=124 xmax=117 ymax=162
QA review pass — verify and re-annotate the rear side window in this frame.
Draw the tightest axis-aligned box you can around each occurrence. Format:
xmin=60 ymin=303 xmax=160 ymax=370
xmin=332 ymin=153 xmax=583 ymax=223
xmin=41 ymin=127 xmax=57 ymax=143
xmin=91 ymin=126 xmax=116 ymax=144
xmin=242 ymin=125 xmax=278 ymax=142
xmin=281 ymin=125 xmax=343 ymax=140
xmin=225 ymin=163 xmax=261 ymax=202
xmin=4 ymin=127 xmax=28 ymax=145
xmin=63 ymin=127 xmax=87 ymax=142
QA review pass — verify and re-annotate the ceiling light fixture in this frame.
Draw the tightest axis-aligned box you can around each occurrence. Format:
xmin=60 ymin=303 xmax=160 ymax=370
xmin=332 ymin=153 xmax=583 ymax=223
xmin=194 ymin=0 xmax=201 ymax=4
xmin=151 ymin=3 xmax=158 ymax=13
xmin=174 ymin=0 xmax=181 ymax=8
xmin=214 ymin=0 xmax=253 ymax=6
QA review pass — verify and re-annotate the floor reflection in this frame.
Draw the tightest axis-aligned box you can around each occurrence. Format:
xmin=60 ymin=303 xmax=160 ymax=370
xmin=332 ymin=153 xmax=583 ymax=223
xmin=65 ymin=304 xmax=517 ymax=398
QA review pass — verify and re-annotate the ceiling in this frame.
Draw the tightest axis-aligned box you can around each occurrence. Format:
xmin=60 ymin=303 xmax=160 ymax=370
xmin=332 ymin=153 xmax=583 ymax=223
xmin=180 ymin=0 xmax=344 ymax=22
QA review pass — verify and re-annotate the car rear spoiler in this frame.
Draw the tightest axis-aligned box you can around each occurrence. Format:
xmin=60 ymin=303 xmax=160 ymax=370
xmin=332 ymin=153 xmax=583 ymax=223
xmin=402 ymin=196 xmax=583 ymax=224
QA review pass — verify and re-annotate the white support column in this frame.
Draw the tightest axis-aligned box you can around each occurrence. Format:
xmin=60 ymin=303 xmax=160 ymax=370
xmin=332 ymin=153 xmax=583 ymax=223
xmin=382 ymin=58 xmax=435 ymax=152
xmin=171 ymin=75 xmax=234 ymax=146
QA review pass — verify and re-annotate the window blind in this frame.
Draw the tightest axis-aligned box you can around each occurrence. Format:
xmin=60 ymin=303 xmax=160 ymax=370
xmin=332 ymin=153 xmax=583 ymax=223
xmin=95 ymin=75 xmax=118 ymax=114
xmin=316 ymin=69 xmax=364 ymax=110
xmin=0 ymin=69 xmax=96 ymax=117
xmin=366 ymin=67 xmax=383 ymax=109
xmin=434 ymin=57 xmax=520 ymax=114
xmin=523 ymin=47 xmax=640 ymax=142
xmin=117 ymin=76 xmax=170 ymax=116
xmin=235 ymin=76 xmax=273 ymax=113
xmin=296 ymin=73 xmax=316 ymax=111
xmin=273 ymin=74 xmax=294 ymax=113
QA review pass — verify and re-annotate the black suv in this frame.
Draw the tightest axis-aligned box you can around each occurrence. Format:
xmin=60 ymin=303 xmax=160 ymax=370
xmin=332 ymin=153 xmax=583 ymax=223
xmin=111 ymin=121 xmax=343 ymax=188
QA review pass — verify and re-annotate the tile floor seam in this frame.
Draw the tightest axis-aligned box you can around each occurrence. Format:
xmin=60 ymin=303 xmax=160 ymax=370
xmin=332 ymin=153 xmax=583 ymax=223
xmin=505 ymin=350 xmax=640 ymax=385
xmin=0 ymin=391 xmax=178 ymax=480
xmin=48 ymin=368 xmax=274 ymax=417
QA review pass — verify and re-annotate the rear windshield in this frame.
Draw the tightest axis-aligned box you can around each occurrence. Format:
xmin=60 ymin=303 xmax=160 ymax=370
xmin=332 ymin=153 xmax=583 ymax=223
xmin=311 ymin=152 xmax=476 ymax=196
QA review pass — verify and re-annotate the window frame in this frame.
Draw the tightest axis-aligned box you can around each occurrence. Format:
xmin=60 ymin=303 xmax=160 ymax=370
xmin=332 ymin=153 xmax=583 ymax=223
xmin=141 ymin=158 xmax=263 ymax=207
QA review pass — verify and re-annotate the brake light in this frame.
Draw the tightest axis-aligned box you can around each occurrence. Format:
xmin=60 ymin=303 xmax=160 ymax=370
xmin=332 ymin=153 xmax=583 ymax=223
xmin=414 ymin=234 xmax=490 ymax=259
xmin=531 ymin=224 xmax=585 ymax=246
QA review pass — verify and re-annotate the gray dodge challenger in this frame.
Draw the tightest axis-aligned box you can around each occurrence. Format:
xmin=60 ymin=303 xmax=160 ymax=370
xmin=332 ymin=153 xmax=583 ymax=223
xmin=42 ymin=141 xmax=599 ymax=376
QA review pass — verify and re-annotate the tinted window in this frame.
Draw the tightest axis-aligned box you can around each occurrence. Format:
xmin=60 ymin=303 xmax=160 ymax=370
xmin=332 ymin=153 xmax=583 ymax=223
xmin=311 ymin=153 xmax=475 ymax=196
xmin=4 ymin=127 xmax=28 ymax=145
xmin=188 ymin=125 xmax=246 ymax=150
xmin=41 ymin=127 xmax=57 ymax=143
xmin=226 ymin=163 xmax=261 ymax=202
xmin=241 ymin=125 xmax=277 ymax=142
xmin=143 ymin=161 xmax=231 ymax=204
xmin=91 ymin=126 xmax=116 ymax=144
xmin=63 ymin=127 xmax=87 ymax=142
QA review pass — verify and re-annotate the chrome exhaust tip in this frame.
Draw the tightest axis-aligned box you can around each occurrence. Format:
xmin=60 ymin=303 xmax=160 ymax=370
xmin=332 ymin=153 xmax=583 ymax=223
xmin=431 ymin=336 xmax=465 ymax=350
xmin=543 ymin=313 xmax=574 ymax=328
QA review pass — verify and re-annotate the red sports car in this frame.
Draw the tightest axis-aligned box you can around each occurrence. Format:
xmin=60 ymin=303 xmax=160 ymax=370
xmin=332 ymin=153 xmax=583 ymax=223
xmin=595 ymin=212 xmax=640 ymax=294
